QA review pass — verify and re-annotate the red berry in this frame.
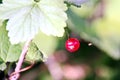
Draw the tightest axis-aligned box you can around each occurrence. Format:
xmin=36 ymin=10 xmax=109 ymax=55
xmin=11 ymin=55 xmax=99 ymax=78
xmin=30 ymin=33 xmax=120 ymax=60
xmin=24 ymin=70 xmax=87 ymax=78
xmin=65 ymin=38 xmax=80 ymax=52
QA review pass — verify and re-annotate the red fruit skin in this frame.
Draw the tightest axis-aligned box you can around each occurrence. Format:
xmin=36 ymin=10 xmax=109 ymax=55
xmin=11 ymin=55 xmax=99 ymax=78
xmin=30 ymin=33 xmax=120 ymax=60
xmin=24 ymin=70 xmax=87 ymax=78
xmin=65 ymin=38 xmax=80 ymax=52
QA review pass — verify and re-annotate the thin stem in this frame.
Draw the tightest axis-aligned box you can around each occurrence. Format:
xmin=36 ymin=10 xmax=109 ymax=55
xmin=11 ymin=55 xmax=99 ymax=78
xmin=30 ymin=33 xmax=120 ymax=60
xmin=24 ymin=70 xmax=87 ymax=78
xmin=65 ymin=27 xmax=70 ymax=39
xmin=9 ymin=39 xmax=32 ymax=80
xmin=15 ymin=40 xmax=31 ymax=72
xmin=10 ymin=63 xmax=34 ymax=76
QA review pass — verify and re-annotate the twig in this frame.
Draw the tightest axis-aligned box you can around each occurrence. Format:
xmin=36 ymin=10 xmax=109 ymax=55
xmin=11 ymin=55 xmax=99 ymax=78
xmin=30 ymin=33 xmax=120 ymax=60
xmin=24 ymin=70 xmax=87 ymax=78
xmin=10 ymin=63 xmax=34 ymax=76
xmin=9 ymin=39 xmax=32 ymax=80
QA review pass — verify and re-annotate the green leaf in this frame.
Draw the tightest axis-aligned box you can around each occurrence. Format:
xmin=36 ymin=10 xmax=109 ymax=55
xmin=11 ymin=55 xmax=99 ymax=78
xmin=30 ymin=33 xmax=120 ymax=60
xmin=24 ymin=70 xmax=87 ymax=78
xmin=33 ymin=32 xmax=58 ymax=57
xmin=0 ymin=51 xmax=6 ymax=71
xmin=67 ymin=9 xmax=120 ymax=60
xmin=0 ymin=21 xmax=10 ymax=62
xmin=0 ymin=20 xmax=3 ymax=27
xmin=6 ymin=44 xmax=22 ymax=62
xmin=0 ymin=0 xmax=67 ymax=44
xmin=0 ymin=63 xmax=6 ymax=71
xmin=0 ymin=21 xmax=22 ymax=62
xmin=26 ymin=42 xmax=47 ymax=62
xmin=0 ymin=57 xmax=3 ymax=62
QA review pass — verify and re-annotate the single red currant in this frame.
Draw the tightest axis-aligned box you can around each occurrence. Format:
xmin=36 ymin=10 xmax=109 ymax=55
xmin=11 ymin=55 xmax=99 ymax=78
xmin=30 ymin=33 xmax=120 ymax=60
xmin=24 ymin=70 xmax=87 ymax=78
xmin=65 ymin=38 xmax=80 ymax=52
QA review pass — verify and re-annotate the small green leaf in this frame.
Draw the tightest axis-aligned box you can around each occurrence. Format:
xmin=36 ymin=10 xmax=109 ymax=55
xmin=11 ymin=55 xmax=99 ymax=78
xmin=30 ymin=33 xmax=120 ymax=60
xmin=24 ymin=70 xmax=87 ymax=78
xmin=0 ymin=21 xmax=22 ymax=62
xmin=6 ymin=44 xmax=22 ymax=62
xmin=0 ymin=21 xmax=10 ymax=62
xmin=26 ymin=42 xmax=47 ymax=62
xmin=33 ymin=32 xmax=58 ymax=57
xmin=0 ymin=63 xmax=6 ymax=71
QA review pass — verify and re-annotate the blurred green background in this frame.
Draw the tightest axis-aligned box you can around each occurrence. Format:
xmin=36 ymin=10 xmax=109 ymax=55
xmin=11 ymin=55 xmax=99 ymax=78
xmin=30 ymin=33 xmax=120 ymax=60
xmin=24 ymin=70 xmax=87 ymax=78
xmin=20 ymin=0 xmax=120 ymax=80
xmin=0 ymin=0 xmax=120 ymax=80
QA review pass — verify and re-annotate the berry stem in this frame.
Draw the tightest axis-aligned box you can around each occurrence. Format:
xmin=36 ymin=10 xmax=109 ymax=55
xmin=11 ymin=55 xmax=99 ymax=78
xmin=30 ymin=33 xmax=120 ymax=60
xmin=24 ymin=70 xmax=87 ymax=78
xmin=65 ymin=27 xmax=70 ymax=39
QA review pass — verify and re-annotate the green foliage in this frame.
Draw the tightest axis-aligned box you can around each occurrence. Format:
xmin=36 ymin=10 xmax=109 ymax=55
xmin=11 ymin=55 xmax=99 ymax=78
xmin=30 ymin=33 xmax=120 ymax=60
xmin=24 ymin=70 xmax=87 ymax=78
xmin=33 ymin=32 xmax=58 ymax=57
xmin=0 ymin=1 xmax=119 ymax=80
xmin=0 ymin=0 xmax=67 ymax=44
xmin=0 ymin=63 xmax=6 ymax=71
xmin=26 ymin=42 xmax=46 ymax=63
xmin=6 ymin=44 xmax=22 ymax=62
xmin=0 ymin=21 xmax=22 ymax=70
xmin=67 ymin=7 xmax=120 ymax=60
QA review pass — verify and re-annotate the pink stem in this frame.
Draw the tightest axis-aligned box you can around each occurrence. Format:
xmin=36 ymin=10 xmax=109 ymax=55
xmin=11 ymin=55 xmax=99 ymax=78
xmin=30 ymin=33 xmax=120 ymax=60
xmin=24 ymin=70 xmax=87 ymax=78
xmin=9 ymin=39 xmax=32 ymax=80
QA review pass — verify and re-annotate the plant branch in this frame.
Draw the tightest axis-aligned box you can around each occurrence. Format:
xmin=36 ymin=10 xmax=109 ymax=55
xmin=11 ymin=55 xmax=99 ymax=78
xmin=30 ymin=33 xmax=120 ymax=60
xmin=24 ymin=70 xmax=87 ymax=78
xmin=9 ymin=39 xmax=32 ymax=80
